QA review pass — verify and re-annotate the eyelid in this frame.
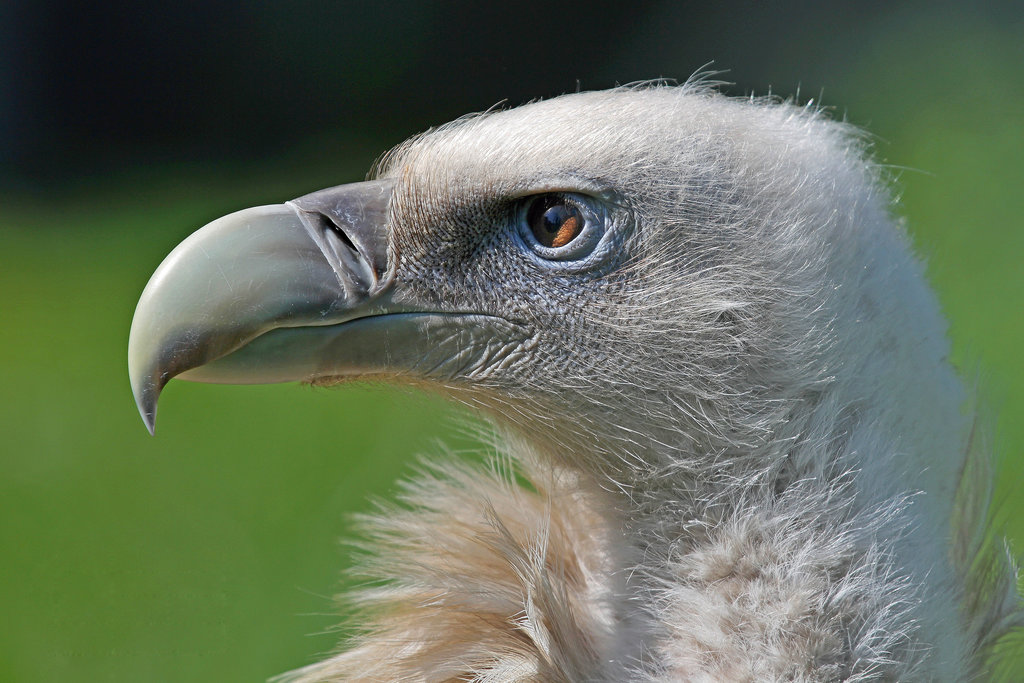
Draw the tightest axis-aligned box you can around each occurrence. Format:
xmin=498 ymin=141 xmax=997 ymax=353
xmin=505 ymin=173 xmax=620 ymax=205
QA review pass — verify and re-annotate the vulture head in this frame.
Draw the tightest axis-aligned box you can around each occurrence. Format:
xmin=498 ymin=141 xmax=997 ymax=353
xmin=129 ymin=85 xmax=1020 ymax=680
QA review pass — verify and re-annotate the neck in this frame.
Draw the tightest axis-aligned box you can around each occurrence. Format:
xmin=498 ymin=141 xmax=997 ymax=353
xmin=519 ymin=397 xmax=976 ymax=680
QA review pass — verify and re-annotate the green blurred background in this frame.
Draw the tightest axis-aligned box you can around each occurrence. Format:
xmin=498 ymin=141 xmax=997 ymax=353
xmin=2 ymin=1 xmax=1022 ymax=680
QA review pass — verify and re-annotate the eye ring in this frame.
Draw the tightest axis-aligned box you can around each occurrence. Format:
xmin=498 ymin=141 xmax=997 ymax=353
xmin=518 ymin=193 xmax=605 ymax=262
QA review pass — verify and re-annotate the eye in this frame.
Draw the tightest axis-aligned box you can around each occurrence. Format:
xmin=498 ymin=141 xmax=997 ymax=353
xmin=518 ymin=193 xmax=605 ymax=262
xmin=527 ymin=195 xmax=585 ymax=248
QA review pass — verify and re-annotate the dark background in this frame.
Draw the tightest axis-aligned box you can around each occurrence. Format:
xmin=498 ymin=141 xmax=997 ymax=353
xmin=5 ymin=0 xmax=1017 ymax=190
xmin=2 ymin=1 xmax=1023 ymax=681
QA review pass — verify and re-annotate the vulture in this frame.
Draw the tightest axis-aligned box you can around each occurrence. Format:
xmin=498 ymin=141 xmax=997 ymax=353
xmin=129 ymin=83 xmax=1022 ymax=681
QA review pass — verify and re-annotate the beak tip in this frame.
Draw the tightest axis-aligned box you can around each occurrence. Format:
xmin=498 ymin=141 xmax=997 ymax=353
xmin=141 ymin=411 xmax=156 ymax=436
xmin=131 ymin=373 xmax=160 ymax=436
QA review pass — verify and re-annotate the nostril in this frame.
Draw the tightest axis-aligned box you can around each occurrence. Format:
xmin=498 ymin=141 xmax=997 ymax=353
xmin=316 ymin=213 xmax=359 ymax=257
xmin=287 ymin=179 xmax=393 ymax=287
xmin=308 ymin=211 xmax=376 ymax=293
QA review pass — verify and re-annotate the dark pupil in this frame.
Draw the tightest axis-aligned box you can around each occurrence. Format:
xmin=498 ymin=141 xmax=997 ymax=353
xmin=528 ymin=196 xmax=583 ymax=248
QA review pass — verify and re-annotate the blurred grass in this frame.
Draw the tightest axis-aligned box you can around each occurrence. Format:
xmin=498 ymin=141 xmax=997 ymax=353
xmin=2 ymin=14 xmax=1023 ymax=682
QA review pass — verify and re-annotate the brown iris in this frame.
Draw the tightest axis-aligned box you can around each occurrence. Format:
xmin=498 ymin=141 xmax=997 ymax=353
xmin=526 ymin=195 xmax=584 ymax=249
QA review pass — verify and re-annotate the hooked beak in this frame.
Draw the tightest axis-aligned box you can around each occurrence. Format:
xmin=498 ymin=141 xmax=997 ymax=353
xmin=129 ymin=178 xmax=531 ymax=434
xmin=128 ymin=179 xmax=397 ymax=433
xmin=130 ymin=179 xmax=393 ymax=430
